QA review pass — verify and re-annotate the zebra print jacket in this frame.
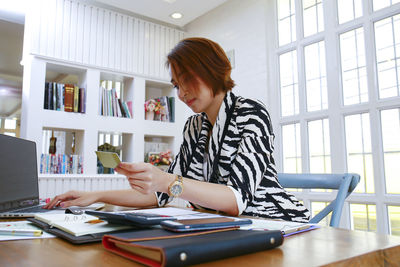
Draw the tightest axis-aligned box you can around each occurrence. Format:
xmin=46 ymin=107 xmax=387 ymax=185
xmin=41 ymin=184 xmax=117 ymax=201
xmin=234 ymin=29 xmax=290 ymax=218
xmin=156 ymin=91 xmax=310 ymax=222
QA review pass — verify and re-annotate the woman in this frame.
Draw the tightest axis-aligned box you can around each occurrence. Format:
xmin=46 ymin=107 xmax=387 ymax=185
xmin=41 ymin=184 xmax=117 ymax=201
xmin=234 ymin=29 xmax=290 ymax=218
xmin=45 ymin=38 xmax=310 ymax=222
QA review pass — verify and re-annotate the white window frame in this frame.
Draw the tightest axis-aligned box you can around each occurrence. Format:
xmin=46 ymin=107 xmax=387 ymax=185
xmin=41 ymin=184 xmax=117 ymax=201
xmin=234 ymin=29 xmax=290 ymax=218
xmin=0 ymin=118 xmax=20 ymax=137
xmin=266 ymin=0 xmax=400 ymax=233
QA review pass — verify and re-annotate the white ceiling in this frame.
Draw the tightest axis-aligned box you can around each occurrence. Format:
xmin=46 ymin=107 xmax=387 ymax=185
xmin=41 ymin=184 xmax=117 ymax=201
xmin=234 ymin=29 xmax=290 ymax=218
xmin=89 ymin=0 xmax=228 ymax=28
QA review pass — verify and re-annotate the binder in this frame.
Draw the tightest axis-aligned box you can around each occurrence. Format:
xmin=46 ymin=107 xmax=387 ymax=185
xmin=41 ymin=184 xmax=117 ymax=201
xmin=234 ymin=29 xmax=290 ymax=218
xmin=103 ymin=229 xmax=283 ymax=267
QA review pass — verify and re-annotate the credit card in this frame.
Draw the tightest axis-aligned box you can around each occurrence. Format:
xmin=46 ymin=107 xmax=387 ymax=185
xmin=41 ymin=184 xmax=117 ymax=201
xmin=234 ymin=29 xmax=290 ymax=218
xmin=95 ymin=151 xmax=121 ymax=168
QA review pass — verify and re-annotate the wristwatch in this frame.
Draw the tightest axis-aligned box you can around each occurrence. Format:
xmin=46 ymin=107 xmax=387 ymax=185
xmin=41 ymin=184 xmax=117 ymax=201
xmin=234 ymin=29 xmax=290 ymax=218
xmin=168 ymin=175 xmax=183 ymax=197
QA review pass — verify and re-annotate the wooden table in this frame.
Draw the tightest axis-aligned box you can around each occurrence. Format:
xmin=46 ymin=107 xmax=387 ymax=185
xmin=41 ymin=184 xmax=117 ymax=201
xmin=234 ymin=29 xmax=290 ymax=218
xmin=1 ymin=226 xmax=399 ymax=266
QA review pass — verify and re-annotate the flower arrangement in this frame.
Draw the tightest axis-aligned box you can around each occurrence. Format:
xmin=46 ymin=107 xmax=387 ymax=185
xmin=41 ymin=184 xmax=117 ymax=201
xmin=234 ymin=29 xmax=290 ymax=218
xmin=144 ymin=99 xmax=157 ymax=112
xmin=148 ymin=150 xmax=173 ymax=166
xmin=153 ymin=98 xmax=164 ymax=115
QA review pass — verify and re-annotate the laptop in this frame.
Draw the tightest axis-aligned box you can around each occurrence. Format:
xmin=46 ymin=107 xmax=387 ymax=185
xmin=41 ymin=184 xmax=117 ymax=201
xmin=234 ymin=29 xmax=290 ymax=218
xmin=0 ymin=134 xmax=61 ymax=217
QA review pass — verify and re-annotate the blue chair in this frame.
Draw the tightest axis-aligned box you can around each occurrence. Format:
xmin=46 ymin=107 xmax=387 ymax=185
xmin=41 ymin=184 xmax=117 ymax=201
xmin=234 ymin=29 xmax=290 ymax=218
xmin=277 ymin=173 xmax=360 ymax=227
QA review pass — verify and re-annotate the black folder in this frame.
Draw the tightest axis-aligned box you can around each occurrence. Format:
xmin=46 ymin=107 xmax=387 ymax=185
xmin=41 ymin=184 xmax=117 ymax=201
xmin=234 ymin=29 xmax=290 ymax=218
xmin=103 ymin=229 xmax=284 ymax=267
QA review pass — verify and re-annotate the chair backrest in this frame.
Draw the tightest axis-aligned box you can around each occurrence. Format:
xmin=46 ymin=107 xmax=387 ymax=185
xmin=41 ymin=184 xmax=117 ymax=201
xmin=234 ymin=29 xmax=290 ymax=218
xmin=277 ymin=173 xmax=360 ymax=227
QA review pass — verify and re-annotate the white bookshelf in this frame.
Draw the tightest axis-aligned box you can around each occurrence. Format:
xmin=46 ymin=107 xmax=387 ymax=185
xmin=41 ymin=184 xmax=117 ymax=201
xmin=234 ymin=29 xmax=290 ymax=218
xmin=21 ymin=0 xmax=186 ymax=197
xmin=21 ymin=57 xmax=184 ymax=181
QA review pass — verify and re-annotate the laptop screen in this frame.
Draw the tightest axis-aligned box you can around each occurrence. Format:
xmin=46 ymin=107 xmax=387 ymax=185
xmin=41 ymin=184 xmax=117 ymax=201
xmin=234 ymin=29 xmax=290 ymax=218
xmin=0 ymin=134 xmax=39 ymax=211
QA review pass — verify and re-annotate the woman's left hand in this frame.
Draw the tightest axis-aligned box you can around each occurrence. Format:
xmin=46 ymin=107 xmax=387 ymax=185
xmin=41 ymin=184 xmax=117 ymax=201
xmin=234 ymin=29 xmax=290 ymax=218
xmin=115 ymin=162 xmax=174 ymax=194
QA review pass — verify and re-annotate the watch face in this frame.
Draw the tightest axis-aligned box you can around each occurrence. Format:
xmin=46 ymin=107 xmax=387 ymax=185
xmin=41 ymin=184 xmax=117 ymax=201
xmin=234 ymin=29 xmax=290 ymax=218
xmin=171 ymin=183 xmax=182 ymax=196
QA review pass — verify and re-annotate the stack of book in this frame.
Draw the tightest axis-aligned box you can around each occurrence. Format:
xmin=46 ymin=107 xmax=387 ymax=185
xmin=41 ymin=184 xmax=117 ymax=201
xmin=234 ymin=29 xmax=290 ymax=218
xmin=40 ymin=154 xmax=83 ymax=174
xmin=99 ymin=87 xmax=132 ymax=118
xmin=44 ymin=82 xmax=86 ymax=113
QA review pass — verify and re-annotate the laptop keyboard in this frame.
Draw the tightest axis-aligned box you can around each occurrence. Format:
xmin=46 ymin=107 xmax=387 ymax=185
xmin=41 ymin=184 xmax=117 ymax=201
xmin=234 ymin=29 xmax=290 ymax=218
xmin=10 ymin=205 xmax=50 ymax=213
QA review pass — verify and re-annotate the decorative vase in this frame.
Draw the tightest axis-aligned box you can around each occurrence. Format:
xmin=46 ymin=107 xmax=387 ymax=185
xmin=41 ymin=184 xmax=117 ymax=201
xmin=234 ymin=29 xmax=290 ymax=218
xmin=145 ymin=110 xmax=155 ymax=120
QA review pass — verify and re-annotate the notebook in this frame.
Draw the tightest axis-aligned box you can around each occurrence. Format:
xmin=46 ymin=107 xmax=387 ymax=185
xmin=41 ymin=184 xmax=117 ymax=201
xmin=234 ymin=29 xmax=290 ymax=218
xmin=0 ymin=134 xmax=61 ymax=218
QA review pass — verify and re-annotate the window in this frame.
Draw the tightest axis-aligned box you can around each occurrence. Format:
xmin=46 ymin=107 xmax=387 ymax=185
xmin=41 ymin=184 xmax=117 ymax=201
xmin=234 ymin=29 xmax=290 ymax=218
xmin=308 ymin=118 xmax=331 ymax=173
xmin=271 ymin=0 xmax=400 ymax=234
xmin=340 ymin=28 xmax=368 ymax=105
xmin=381 ymin=108 xmax=400 ymax=194
xmin=350 ymin=203 xmax=377 ymax=232
xmin=98 ymin=132 xmax=122 ymax=148
xmin=4 ymin=119 xmax=16 ymax=130
xmin=277 ymin=0 xmax=296 ymax=46
xmin=374 ymin=14 xmax=400 ymax=99
xmin=101 ymin=80 xmax=123 ymax=99
xmin=388 ymin=206 xmax=400 ymax=236
xmin=345 ymin=113 xmax=374 ymax=193
xmin=303 ymin=0 xmax=324 ymax=37
xmin=373 ymin=0 xmax=400 ymax=11
xmin=304 ymin=41 xmax=328 ymax=111
xmin=0 ymin=118 xmax=19 ymax=137
xmin=282 ymin=123 xmax=302 ymax=172
xmin=311 ymin=202 xmax=331 ymax=226
xmin=279 ymin=50 xmax=299 ymax=116
xmin=337 ymin=0 xmax=363 ymax=24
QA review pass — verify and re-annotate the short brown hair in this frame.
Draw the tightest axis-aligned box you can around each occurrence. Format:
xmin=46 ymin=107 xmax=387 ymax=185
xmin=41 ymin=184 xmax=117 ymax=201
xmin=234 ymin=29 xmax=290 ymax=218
xmin=166 ymin=37 xmax=235 ymax=95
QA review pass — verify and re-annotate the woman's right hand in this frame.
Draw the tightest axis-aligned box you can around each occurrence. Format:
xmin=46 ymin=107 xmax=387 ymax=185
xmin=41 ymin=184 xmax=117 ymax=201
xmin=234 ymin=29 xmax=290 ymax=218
xmin=43 ymin=190 xmax=99 ymax=209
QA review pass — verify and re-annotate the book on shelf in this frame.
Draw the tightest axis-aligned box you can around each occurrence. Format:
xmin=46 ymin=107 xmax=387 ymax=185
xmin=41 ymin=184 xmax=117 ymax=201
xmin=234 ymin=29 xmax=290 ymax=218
xmin=48 ymin=82 xmax=54 ymax=110
xmin=103 ymin=229 xmax=283 ymax=267
xmin=40 ymin=154 xmax=83 ymax=174
xmin=122 ymin=101 xmax=131 ymax=118
xmin=64 ymin=83 xmax=74 ymax=112
xmin=79 ymin=87 xmax=86 ymax=113
xmin=99 ymin=86 xmax=131 ymax=118
xmin=118 ymin=99 xmax=127 ymax=117
xmin=73 ymin=85 xmax=79 ymax=112
xmin=44 ymin=82 xmax=49 ymax=109
xmin=126 ymin=101 xmax=133 ymax=117
xmin=57 ymin=83 xmax=64 ymax=111
xmin=168 ymin=97 xmax=175 ymax=122
xmin=43 ymin=82 xmax=86 ymax=113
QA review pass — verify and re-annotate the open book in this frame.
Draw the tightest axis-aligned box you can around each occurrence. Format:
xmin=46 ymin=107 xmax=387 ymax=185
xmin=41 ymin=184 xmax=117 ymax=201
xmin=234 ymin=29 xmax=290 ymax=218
xmin=33 ymin=213 xmax=132 ymax=237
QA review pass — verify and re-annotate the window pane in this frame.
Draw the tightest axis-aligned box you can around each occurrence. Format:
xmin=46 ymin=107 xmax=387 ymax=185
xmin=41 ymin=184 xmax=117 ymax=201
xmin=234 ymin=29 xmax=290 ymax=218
xmin=4 ymin=132 xmax=16 ymax=137
xmin=350 ymin=203 xmax=377 ymax=232
xmin=305 ymin=41 xmax=328 ymax=111
xmin=381 ymin=109 xmax=400 ymax=194
xmin=303 ymin=0 xmax=324 ymax=37
xmin=311 ymin=202 xmax=331 ymax=226
xmin=112 ymin=134 xmax=120 ymax=147
xmin=373 ymin=0 xmax=400 ymax=11
xmin=345 ymin=113 xmax=374 ymax=193
xmin=388 ymin=206 xmax=400 ymax=236
xmin=116 ymin=81 xmax=121 ymax=99
xmin=340 ymin=28 xmax=368 ymax=105
xmin=4 ymin=119 xmax=17 ymax=130
xmin=374 ymin=14 xmax=400 ymax=99
xmin=337 ymin=0 xmax=363 ymax=24
xmin=282 ymin=123 xmax=302 ymax=173
xmin=277 ymin=0 xmax=296 ymax=46
xmin=280 ymin=50 xmax=299 ymax=116
xmin=308 ymin=118 xmax=331 ymax=173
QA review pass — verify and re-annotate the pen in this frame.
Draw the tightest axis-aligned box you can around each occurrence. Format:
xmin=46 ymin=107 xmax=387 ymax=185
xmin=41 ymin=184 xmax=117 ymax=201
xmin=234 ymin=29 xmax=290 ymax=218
xmin=0 ymin=229 xmax=43 ymax=236
xmin=282 ymin=225 xmax=310 ymax=235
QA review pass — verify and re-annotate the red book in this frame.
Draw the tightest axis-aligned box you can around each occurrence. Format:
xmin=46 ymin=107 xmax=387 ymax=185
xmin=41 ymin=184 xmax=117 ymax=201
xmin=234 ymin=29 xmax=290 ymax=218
xmin=64 ymin=84 xmax=74 ymax=112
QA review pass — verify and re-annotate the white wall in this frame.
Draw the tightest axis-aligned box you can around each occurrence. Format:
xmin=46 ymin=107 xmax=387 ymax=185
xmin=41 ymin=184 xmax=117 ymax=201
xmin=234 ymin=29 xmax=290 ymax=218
xmin=184 ymin=0 xmax=270 ymax=106
xmin=25 ymin=0 xmax=184 ymax=81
